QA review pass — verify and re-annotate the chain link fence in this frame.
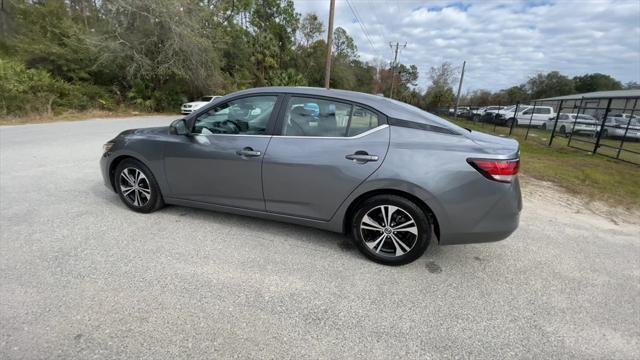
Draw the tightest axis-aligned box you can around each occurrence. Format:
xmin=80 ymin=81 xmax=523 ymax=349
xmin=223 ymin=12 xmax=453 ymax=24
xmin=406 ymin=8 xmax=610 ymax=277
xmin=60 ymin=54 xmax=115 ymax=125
xmin=446 ymin=93 xmax=640 ymax=165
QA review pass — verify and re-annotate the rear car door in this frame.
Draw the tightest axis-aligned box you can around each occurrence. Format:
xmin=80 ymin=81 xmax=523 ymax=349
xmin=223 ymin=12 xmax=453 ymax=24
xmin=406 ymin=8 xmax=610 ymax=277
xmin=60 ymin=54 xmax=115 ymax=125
xmin=262 ymin=95 xmax=390 ymax=220
xmin=163 ymin=95 xmax=281 ymax=210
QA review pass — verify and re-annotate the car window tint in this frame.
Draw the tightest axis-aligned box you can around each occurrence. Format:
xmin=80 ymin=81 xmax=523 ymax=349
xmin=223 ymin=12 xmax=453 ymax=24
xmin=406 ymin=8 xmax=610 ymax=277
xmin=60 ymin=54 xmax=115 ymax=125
xmin=535 ymin=108 xmax=551 ymax=114
xmin=348 ymin=106 xmax=379 ymax=136
xmin=283 ymin=97 xmax=352 ymax=137
xmin=193 ymin=96 xmax=277 ymax=135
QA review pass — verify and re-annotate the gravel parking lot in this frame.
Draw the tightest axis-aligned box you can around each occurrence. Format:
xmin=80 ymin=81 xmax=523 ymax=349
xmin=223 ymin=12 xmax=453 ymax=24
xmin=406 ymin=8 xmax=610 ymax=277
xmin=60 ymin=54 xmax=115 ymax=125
xmin=1 ymin=116 xmax=639 ymax=359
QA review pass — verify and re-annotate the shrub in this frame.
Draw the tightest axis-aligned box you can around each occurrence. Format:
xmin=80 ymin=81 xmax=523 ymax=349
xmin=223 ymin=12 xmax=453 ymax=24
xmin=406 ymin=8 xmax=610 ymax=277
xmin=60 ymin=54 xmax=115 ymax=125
xmin=0 ymin=58 xmax=114 ymax=117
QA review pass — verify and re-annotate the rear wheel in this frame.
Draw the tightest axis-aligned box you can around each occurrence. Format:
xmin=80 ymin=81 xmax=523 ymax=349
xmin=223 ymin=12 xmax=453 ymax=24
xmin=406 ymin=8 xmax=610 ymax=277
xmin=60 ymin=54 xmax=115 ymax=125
xmin=559 ymin=126 xmax=566 ymax=135
xmin=114 ymin=159 xmax=164 ymax=213
xmin=351 ymin=195 xmax=431 ymax=265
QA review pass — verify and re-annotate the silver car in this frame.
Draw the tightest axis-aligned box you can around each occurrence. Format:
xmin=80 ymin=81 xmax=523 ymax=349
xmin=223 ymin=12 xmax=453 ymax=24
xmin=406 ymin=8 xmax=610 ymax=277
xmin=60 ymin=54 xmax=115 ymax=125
xmin=100 ymin=87 xmax=521 ymax=265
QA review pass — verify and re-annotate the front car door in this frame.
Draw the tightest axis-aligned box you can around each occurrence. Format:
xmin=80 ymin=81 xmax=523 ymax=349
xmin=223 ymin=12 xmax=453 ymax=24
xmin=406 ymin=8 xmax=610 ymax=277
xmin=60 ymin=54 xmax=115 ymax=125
xmin=163 ymin=95 xmax=281 ymax=210
xmin=262 ymin=95 xmax=390 ymax=220
xmin=517 ymin=107 xmax=534 ymax=126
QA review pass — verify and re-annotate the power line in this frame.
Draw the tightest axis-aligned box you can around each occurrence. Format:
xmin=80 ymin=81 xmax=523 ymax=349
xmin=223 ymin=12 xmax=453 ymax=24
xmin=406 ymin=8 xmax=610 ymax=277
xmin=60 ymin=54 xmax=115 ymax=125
xmin=345 ymin=0 xmax=381 ymax=58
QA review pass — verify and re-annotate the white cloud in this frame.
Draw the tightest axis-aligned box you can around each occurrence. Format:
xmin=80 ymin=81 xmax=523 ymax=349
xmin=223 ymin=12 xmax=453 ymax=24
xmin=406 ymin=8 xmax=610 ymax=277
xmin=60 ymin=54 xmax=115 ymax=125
xmin=293 ymin=0 xmax=640 ymax=91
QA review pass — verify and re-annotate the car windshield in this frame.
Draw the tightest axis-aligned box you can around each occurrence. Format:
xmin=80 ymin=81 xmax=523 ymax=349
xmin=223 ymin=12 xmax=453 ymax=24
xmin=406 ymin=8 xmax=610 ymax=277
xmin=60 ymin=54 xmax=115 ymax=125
xmin=200 ymin=96 xmax=214 ymax=102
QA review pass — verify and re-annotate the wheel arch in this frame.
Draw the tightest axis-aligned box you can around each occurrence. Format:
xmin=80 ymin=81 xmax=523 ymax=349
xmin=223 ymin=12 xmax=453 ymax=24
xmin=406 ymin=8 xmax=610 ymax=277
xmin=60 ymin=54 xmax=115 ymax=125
xmin=342 ymin=189 xmax=441 ymax=242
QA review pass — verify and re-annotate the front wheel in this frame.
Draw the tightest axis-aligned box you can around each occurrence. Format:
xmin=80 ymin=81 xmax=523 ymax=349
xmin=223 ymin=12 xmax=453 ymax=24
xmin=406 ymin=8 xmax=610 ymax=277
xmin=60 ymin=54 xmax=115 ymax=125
xmin=506 ymin=118 xmax=516 ymax=128
xmin=114 ymin=159 xmax=164 ymax=213
xmin=351 ymin=195 xmax=431 ymax=265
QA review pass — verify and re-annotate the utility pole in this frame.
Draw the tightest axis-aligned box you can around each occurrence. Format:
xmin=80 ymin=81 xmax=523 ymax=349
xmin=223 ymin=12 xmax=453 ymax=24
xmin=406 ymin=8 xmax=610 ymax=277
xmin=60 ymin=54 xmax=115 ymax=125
xmin=389 ymin=42 xmax=406 ymax=99
xmin=324 ymin=0 xmax=336 ymax=89
xmin=454 ymin=60 xmax=466 ymax=117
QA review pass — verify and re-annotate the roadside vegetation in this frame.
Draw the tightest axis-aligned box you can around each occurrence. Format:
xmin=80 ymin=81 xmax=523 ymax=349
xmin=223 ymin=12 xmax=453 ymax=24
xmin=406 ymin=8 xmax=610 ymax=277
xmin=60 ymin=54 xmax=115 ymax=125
xmin=448 ymin=117 xmax=640 ymax=209
xmin=1 ymin=0 xmax=638 ymax=121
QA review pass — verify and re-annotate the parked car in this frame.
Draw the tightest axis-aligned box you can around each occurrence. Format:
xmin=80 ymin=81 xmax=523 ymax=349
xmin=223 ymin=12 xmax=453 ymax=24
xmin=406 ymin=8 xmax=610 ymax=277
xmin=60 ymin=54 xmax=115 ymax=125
xmin=473 ymin=106 xmax=503 ymax=122
xmin=101 ymin=87 xmax=521 ymax=266
xmin=541 ymin=113 xmax=600 ymax=137
xmin=607 ymin=113 xmax=640 ymax=124
xmin=181 ymin=95 xmax=222 ymax=114
xmin=514 ymin=106 xmax=555 ymax=127
xmin=601 ymin=116 xmax=640 ymax=140
xmin=482 ymin=105 xmax=531 ymax=127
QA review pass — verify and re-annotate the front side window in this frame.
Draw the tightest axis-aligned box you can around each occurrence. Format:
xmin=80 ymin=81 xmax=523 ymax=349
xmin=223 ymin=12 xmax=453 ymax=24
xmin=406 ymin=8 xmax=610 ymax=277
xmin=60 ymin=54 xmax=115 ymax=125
xmin=193 ymin=96 xmax=277 ymax=135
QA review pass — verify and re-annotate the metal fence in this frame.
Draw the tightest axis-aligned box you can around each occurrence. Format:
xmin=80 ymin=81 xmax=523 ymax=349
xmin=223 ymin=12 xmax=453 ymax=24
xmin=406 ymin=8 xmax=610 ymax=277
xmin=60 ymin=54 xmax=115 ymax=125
xmin=446 ymin=95 xmax=640 ymax=165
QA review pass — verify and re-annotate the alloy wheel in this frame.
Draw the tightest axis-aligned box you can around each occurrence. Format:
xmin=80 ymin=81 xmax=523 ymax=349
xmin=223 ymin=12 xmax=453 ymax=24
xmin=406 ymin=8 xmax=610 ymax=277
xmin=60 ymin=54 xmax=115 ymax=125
xmin=360 ymin=205 xmax=418 ymax=257
xmin=119 ymin=167 xmax=151 ymax=207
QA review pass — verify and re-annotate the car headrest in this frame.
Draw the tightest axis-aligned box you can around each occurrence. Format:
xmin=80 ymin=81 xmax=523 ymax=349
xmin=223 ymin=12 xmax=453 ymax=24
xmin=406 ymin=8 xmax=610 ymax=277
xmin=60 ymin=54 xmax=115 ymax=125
xmin=291 ymin=106 xmax=315 ymax=117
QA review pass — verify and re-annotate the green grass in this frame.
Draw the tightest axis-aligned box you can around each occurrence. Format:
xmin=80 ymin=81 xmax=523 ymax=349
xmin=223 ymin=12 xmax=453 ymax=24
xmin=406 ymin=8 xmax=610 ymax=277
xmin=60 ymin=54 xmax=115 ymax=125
xmin=447 ymin=117 xmax=640 ymax=210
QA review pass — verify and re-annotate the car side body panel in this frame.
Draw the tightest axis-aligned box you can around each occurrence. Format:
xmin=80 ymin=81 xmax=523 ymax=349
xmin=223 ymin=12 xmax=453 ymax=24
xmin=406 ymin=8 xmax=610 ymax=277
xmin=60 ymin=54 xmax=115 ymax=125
xmin=329 ymin=126 xmax=521 ymax=245
xmin=262 ymin=126 xmax=390 ymax=220
xmin=101 ymin=87 xmax=521 ymax=247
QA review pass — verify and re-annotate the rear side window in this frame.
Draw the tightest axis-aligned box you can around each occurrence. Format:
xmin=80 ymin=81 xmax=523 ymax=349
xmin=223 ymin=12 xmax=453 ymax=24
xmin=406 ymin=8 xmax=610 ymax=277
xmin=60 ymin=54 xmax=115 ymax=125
xmin=348 ymin=106 xmax=379 ymax=136
xmin=282 ymin=96 xmax=379 ymax=137
xmin=535 ymin=108 xmax=551 ymax=114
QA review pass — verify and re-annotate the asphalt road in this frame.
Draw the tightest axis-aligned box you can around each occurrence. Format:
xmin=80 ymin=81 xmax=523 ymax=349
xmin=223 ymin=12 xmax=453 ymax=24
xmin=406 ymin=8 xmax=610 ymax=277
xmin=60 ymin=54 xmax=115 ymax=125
xmin=1 ymin=116 xmax=639 ymax=359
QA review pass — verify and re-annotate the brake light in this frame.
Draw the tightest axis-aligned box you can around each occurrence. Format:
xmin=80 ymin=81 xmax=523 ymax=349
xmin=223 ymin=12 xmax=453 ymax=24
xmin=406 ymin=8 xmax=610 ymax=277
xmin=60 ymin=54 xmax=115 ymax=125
xmin=468 ymin=158 xmax=519 ymax=183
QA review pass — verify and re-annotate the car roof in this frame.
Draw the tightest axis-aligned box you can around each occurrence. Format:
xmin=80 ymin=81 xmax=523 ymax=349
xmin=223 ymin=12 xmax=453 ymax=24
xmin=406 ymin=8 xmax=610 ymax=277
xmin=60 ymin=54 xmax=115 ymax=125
xmin=224 ymin=86 xmax=467 ymax=134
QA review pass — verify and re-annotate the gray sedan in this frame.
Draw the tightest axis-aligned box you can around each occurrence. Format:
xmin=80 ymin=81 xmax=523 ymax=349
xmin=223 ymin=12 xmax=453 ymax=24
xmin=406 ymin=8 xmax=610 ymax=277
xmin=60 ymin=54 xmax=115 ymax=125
xmin=100 ymin=87 xmax=521 ymax=265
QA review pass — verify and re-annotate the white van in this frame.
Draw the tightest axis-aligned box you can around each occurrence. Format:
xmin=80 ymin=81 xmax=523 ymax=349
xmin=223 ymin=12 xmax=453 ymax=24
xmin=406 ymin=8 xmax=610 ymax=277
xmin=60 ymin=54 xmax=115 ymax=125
xmin=515 ymin=106 xmax=555 ymax=127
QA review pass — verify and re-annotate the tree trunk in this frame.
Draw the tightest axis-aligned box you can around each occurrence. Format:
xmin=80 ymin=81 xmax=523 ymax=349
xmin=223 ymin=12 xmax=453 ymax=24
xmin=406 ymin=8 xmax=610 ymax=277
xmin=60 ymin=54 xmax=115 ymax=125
xmin=47 ymin=96 xmax=56 ymax=116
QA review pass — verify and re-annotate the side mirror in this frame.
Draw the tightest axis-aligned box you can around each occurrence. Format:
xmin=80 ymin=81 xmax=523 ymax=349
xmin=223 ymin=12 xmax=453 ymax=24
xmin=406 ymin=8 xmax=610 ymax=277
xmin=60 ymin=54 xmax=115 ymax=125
xmin=170 ymin=119 xmax=190 ymax=136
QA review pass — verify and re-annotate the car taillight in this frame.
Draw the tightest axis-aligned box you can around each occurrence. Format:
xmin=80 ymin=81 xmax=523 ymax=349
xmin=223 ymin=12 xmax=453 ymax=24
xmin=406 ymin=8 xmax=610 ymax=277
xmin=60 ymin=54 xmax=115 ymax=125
xmin=467 ymin=158 xmax=519 ymax=183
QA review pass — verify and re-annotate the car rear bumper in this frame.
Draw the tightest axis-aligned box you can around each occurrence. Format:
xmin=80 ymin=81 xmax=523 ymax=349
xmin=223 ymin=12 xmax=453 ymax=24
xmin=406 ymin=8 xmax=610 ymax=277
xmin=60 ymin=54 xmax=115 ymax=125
xmin=440 ymin=176 xmax=522 ymax=245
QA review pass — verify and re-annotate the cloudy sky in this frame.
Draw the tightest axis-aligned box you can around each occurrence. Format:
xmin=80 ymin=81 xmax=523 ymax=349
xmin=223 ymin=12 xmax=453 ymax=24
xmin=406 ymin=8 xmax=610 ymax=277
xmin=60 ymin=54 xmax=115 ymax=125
xmin=293 ymin=0 xmax=640 ymax=92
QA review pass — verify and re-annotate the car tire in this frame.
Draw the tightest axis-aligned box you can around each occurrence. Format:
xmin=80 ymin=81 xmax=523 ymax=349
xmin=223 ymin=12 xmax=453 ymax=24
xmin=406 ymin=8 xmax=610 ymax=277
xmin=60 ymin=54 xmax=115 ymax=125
xmin=602 ymin=129 xmax=608 ymax=138
xmin=351 ymin=195 xmax=431 ymax=266
xmin=506 ymin=118 xmax=516 ymax=128
xmin=114 ymin=159 xmax=164 ymax=213
xmin=541 ymin=123 xmax=547 ymax=130
xmin=559 ymin=126 xmax=566 ymax=135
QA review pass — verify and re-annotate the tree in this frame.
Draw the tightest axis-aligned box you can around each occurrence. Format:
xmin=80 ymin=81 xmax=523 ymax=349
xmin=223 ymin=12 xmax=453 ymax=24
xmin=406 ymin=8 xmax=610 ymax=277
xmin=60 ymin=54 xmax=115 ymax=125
xmin=96 ymin=0 xmax=226 ymax=108
xmin=298 ymin=13 xmax=323 ymax=47
xmin=573 ymin=73 xmax=622 ymax=93
xmin=526 ymin=71 xmax=575 ymax=99
xmin=624 ymin=81 xmax=640 ymax=90
xmin=424 ymin=62 xmax=456 ymax=109
xmin=332 ymin=27 xmax=357 ymax=60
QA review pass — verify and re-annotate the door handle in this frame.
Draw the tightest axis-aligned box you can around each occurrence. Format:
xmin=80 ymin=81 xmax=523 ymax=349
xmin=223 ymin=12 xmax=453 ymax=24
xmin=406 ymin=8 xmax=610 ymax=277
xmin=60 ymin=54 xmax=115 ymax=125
xmin=236 ymin=147 xmax=262 ymax=157
xmin=346 ymin=152 xmax=378 ymax=163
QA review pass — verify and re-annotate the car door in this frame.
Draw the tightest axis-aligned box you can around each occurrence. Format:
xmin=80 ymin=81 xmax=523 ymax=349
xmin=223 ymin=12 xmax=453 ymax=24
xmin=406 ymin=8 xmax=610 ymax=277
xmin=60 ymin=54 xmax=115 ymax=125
xmin=517 ymin=107 xmax=534 ymax=126
xmin=532 ymin=107 xmax=552 ymax=126
xmin=262 ymin=95 xmax=390 ymax=221
xmin=163 ymin=95 xmax=281 ymax=210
